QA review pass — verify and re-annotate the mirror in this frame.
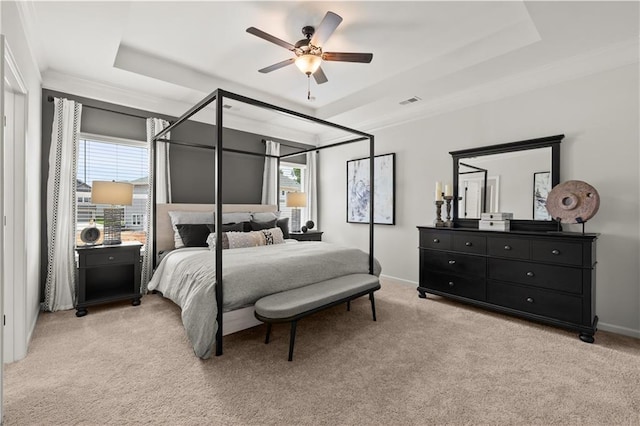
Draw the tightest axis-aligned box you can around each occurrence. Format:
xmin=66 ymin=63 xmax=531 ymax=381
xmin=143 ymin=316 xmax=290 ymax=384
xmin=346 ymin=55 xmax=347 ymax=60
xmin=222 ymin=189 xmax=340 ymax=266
xmin=451 ymin=135 xmax=562 ymax=230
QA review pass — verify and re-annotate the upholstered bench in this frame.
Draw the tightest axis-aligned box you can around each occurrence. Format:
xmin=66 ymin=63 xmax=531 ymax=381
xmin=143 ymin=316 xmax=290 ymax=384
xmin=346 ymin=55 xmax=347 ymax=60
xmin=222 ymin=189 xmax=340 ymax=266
xmin=254 ymin=273 xmax=381 ymax=361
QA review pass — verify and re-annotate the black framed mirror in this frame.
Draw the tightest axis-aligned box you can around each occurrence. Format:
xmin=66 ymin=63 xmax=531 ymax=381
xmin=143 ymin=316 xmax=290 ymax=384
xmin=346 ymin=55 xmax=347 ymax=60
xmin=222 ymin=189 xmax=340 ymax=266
xmin=451 ymin=134 xmax=563 ymax=231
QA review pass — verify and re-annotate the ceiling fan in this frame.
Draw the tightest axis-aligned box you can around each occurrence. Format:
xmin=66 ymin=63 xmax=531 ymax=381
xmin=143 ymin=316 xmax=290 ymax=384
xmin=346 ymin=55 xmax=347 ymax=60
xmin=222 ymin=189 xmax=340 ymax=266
xmin=246 ymin=11 xmax=373 ymax=96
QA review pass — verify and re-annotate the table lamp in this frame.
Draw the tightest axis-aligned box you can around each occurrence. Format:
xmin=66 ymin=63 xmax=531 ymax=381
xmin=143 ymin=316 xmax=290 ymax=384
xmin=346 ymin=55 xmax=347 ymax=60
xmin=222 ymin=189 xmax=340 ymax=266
xmin=286 ymin=192 xmax=307 ymax=232
xmin=91 ymin=180 xmax=134 ymax=245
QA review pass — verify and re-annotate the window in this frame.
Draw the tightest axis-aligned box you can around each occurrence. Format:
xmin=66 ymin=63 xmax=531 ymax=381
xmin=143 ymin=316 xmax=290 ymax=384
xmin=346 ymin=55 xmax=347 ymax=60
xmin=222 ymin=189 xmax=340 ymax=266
xmin=131 ymin=214 xmax=143 ymax=226
xmin=279 ymin=162 xmax=306 ymax=230
xmin=76 ymin=134 xmax=148 ymax=246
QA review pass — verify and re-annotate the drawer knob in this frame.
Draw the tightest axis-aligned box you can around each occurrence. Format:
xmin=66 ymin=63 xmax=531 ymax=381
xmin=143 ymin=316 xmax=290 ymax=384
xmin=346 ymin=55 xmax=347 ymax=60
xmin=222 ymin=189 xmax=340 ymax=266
xmin=551 ymin=249 xmax=560 ymax=255
xmin=504 ymin=245 xmax=512 ymax=250
xmin=526 ymin=271 xmax=535 ymax=277
xmin=108 ymin=256 xmax=115 ymax=261
xmin=465 ymin=242 xmax=472 ymax=247
xmin=433 ymin=238 xmax=440 ymax=243
xmin=526 ymin=297 xmax=534 ymax=303
xmin=448 ymin=260 xmax=456 ymax=265
xmin=448 ymin=281 xmax=454 ymax=287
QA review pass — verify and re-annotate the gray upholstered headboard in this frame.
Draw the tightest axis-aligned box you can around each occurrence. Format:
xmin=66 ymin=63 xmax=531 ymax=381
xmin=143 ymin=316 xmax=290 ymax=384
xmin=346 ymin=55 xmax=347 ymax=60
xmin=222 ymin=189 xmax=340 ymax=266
xmin=155 ymin=203 xmax=277 ymax=257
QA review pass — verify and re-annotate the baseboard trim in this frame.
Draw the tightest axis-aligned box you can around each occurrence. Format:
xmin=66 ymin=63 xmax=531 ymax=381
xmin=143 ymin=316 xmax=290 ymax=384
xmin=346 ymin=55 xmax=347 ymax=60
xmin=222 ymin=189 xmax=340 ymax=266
xmin=597 ymin=322 xmax=640 ymax=339
xmin=380 ymin=274 xmax=417 ymax=287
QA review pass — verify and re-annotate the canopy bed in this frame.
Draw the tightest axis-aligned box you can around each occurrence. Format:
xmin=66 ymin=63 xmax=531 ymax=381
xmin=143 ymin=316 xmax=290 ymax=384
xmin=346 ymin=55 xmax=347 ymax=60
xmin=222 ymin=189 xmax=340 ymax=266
xmin=148 ymin=89 xmax=378 ymax=359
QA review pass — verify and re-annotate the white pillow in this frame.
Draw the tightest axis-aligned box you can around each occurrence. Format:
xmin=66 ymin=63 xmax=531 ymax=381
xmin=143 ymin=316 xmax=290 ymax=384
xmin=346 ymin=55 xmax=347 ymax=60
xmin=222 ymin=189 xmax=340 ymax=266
xmin=221 ymin=212 xmax=252 ymax=224
xmin=251 ymin=211 xmax=281 ymax=222
xmin=168 ymin=211 xmax=214 ymax=248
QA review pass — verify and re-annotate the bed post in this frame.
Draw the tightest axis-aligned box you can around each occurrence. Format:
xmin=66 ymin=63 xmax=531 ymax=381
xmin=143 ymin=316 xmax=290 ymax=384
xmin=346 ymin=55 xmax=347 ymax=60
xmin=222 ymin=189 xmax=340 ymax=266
xmin=215 ymin=90 xmax=224 ymax=356
xmin=151 ymin=127 xmax=157 ymax=270
xmin=369 ymin=135 xmax=375 ymax=276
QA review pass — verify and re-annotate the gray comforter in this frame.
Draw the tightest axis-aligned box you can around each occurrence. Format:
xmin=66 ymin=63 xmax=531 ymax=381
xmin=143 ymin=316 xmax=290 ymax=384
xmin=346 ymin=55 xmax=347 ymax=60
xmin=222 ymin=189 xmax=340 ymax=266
xmin=148 ymin=241 xmax=381 ymax=358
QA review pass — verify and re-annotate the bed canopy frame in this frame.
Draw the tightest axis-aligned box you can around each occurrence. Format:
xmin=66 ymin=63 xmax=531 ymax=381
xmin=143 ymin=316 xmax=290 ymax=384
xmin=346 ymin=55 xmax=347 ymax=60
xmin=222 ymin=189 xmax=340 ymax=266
xmin=151 ymin=89 xmax=375 ymax=357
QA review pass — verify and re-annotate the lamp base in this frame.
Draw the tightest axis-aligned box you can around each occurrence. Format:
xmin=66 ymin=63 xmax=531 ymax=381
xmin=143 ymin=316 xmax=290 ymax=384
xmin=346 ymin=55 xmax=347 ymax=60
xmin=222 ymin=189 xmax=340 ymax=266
xmin=291 ymin=208 xmax=301 ymax=232
xmin=103 ymin=207 xmax=123 ymax=245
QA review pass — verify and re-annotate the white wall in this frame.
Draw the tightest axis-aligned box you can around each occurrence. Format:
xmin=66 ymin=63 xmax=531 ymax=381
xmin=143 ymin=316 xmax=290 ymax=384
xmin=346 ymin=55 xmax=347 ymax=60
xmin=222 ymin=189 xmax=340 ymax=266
xmin=2 ymin=2 xmax=43 ymax=357
xmin=319 ymin=63 xmax=640 ymax=337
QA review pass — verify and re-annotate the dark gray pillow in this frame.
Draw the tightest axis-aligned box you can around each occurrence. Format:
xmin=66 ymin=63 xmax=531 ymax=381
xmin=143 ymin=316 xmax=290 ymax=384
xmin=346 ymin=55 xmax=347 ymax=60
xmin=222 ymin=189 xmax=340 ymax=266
xmin=176 ymin=224 xmax=212 ymax=247
xmin=208 ymin=223 xmax=245 ymax=232
xmin=277 ymin=217 xmax=290 ymax=239
xmin=250 ymin=218 xmax=277 ymax=231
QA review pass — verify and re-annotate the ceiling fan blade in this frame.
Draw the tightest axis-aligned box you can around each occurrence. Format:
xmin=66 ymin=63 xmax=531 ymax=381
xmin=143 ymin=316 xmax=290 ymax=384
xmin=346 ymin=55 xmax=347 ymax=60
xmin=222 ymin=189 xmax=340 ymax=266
xmin=310 ymin=11 xmax=343 ymax=47
xmin=322 ymin=52 xmax=373 ymax=63
xmin=258 ymin=58 xmax=295 ymax=73
xmin=313 ymin=67 xmax=328 ymax=85
xmin=246 ymin=27 xmax=295 ymax=51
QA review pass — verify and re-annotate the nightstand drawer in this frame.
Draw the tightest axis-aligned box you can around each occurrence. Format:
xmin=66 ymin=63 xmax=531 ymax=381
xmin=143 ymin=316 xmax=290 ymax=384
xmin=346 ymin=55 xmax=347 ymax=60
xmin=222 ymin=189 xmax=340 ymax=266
xmin=289 ymin=231 xmax=323 ymax=241
xmin=84 ymin=250 xmax=135 ymax=267
xmin=488 ymin=280 xmax=582 ymax=324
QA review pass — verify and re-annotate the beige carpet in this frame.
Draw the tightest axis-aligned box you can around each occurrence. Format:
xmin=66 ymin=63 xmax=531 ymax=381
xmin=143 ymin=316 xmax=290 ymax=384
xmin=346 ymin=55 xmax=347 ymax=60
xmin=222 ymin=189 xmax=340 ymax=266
xmin=4 ymin=279 xmax=640 ymax=425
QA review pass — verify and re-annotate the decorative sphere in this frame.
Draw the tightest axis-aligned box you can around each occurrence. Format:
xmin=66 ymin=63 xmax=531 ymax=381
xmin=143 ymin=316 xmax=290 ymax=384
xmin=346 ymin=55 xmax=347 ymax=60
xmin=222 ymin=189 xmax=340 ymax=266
xmin=301 ymin=226 xmax=308 ymax=233
xmin=305 ymin=220 xmax=315 ymax=230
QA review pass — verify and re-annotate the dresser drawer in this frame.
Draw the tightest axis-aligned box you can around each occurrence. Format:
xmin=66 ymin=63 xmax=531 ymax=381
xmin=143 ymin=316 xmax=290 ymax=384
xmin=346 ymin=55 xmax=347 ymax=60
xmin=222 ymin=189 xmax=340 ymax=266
xmin=531 ymin=240 xmax=583 ymax=266
xmin=487 ymin=236 xmax=530 ymax=259
xmin=420 ymin=230 xmax=451 ymax=250
xmin=84 ymin=250 xmax=135 ymax=267
xmin=421 ymin=250 xmax=486 ymax=277
xmin=487 ymin=280 xmax=583 ymax=324
xmin=452 ymin=233 xmax=487 ymax=255
xmin=423 ymin=271 xmax=486 ymax=301
xmin=488 ymin=258 xmax=582 ymax=294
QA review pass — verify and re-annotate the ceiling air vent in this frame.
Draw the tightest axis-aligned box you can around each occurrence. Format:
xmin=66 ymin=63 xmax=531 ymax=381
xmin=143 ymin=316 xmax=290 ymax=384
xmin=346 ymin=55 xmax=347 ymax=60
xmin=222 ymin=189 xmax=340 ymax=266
xmin=223 ymin=104 xmax=232 ymax=109
xmin=399 ymin=96 xmax=422 ymax=106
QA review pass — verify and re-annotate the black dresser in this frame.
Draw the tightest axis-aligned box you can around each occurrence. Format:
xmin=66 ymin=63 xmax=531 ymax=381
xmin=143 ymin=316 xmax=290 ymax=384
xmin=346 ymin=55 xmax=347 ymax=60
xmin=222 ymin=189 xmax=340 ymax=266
xmin=417 ymin=227 xmax=598 ymax=342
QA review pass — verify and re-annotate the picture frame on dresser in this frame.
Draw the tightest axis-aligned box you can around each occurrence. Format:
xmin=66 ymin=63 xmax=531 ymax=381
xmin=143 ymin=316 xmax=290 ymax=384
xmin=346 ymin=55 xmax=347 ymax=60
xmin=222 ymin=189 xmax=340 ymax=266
xmin=346 ymin=153 xmax=395 ymax=225
xmin=533 ymin=171 xmax=552 ymax=220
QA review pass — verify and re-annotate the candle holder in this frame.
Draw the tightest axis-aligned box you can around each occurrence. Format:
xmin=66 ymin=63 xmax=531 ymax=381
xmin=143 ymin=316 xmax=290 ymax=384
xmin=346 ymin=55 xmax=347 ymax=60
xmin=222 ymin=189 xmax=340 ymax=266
xmin=443 ymin=195 xmax=454 ymax=228
xmin=434 ymin=200 xmax=445 ymax=227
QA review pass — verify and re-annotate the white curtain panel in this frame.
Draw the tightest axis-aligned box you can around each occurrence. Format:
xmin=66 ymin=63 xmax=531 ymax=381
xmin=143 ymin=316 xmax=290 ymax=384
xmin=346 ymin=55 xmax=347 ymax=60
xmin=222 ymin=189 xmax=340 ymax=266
xmin=141 ymin=118 xmax=171 ymax=291
xmin=305 ymin=150 xmax=318 ymax=226
xmin=261 ymin=140 xmax=281 ymax=205
xmin=43 ymin=98 xmax=82 ymax=312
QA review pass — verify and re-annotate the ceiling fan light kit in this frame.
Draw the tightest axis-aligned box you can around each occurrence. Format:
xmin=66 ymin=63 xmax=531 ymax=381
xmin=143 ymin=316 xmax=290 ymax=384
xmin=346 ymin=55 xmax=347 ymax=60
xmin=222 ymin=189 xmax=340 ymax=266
xmin=295 ymin=54 xmax=322 ymax=75
xmin=247 ymin=11 xmax=373 ymax=99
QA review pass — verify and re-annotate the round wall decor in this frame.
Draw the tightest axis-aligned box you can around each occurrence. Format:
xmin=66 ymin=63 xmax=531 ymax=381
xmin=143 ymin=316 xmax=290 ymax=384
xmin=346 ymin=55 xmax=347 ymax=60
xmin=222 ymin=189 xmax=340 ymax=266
xmin=80 ymin=227 xmax=101 ymax=245
xmin=545 ymin=180 xmax=600 ymax=224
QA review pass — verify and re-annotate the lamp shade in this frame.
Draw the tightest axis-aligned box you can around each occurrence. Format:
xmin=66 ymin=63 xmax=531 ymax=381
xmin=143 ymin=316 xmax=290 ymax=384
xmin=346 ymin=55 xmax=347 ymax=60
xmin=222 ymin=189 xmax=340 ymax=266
xmin=286 ymin=192 xmax=307 ymax=208
xmin=295 ymin=55 xmax=322 ymax=75
xmin=91 ymin=181 xmax=134 ymax=206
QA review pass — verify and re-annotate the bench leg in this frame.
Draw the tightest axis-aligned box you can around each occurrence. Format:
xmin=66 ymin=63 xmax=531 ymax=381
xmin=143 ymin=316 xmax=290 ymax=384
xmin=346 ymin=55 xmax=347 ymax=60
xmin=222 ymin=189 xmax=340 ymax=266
xmin=265 ymin=323 xmax=272 ymax=344
xmin=288 ymin=320 xmax=298 ymax=362
xmin=369 ymin=292 xmax=377 ymax=321
xmin=347 ymin=300 xmax=351 ymax=311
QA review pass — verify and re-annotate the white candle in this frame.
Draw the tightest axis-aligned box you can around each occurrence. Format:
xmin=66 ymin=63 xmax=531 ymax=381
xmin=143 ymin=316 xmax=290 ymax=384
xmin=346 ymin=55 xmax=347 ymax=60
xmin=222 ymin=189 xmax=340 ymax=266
xmin=435 ymin=181 xmax=443 ymax=201
xmin=444 ymin=183 xmax=453 ymax=197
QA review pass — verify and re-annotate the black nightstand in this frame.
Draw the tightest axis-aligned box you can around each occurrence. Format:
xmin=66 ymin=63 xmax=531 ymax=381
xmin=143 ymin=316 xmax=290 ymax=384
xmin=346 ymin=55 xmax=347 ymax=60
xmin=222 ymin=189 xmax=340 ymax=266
xmin=75 ymin=241 xmax=142 ymax=317
xmin=289 ymin=231 xmax=323 ymax=242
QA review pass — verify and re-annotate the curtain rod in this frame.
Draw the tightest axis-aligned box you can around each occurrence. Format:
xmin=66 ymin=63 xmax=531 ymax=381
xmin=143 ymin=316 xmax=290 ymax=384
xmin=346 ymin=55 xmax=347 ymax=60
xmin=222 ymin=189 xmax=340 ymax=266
xmin=47 ymin=95 xmax=163 ymax=122
xmin=261 ymin=138 xmax=315 ymax=151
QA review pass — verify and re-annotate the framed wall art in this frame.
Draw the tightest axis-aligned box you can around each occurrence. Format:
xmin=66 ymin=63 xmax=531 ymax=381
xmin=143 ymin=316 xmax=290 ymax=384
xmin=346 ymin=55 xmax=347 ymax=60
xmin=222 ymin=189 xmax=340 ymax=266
xmin=533 ymin=171 xmax=552 ymax=220
xmin=346 ymin=153 xmax=395 ymax=225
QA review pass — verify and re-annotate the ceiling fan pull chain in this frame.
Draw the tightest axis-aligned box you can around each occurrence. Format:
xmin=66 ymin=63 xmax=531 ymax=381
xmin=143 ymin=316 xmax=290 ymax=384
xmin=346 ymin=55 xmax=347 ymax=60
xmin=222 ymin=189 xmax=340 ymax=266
xmin=307 ymin=76 xmax=312 ymax=100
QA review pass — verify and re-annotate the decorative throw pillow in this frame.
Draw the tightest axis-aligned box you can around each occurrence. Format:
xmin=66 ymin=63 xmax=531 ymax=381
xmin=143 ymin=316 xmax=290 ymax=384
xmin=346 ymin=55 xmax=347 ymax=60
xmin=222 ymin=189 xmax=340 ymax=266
xmin=207 ymin=227 xmax=285 ymax=250
xmin=176 ymin=224 xmax=212 ymax=247
xmin=168 ymin=211 xmax=214 ymax=248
